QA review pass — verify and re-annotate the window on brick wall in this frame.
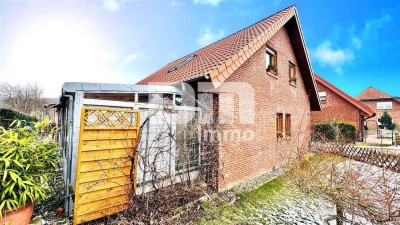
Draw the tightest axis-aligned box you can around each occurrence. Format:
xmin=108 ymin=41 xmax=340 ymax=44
xmin=318 ymin=91 xmax=326 ymax=103
xmin=277 ymin=113 xmax=283 ymax=138
xmin=266 ymin=47 xmax=277 ymax=74
xmin=289 ymin=61 xmax=296 ymax=83
xmin=285 ymin=114 xmax=291 ymax=137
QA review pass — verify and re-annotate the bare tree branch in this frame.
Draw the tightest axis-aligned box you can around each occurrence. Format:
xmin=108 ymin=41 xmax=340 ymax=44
xmin=0 ymin=82 xmax=45 ymax=115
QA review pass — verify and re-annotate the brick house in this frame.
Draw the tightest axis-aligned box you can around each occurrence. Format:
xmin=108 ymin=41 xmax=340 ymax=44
xmin=138 ymin=6 xmax=321 ymax=190
xmin=311 ymin=74 xmax=375 ymax=140
xmin=355 ymin=87 xmax=400 ymax=130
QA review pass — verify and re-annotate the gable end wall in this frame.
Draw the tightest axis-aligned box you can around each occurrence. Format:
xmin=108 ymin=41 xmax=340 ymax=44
xmin=362 ymin=100 xmax=400 ymax=130
xmin=217 ymin=26 xmax=311 ymax=190
xmin=311 ymin=81 xmax=363 ymax=132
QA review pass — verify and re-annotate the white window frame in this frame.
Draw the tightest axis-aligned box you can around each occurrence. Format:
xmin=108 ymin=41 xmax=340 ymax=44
xmin=266 ymin=47 xmax=275 ymax=69
xmin=377 ymin=102 xmax=392 ymax=110
xmin=319 ymin=91 xmax=327 ymax=102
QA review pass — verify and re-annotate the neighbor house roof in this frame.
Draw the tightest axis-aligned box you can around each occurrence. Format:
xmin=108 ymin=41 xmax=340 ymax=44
xmin=137 ymin=5 xmax=321 ymax=111
xmin=355 ymin=87 xmax=395 ymax=100
xmin=315 ymin=74 xmax=374 ymax=116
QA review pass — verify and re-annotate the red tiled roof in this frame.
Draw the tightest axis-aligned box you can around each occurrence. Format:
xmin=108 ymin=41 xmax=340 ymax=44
xmin=315 ymin=74 xmax=374 ymax=116
xmin=138 ymin=6 xmax=295 ymax=85
xmin=137 ymin=5 xmax=321 ymax=110
xmin=355 ymin=87 xmax=393 ymax=100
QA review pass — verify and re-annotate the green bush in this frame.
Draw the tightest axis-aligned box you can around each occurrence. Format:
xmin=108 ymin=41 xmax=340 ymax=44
xmin=312 ymin=122 xmax=356 ymax=142
xmin=0 ymin=108 xmax=38 ymax=128
xmin=0 ymin=119 xmax=59 ymax=218
xmin=380 ymin=111 xmax=396 ymax=130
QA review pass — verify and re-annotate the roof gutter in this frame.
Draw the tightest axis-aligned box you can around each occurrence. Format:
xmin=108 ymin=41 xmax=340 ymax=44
xmin=61 ymin=82 xmax=184 ymax=95
xmin=363 ymin=112 xmax=376 ymax=121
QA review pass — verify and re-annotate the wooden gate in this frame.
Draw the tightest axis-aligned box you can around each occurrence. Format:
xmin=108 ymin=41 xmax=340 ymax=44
xmin=73 ymin=107 xmax=140 ymax=224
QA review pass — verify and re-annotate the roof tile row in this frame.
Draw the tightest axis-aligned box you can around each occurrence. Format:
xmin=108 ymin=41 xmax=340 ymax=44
xmin=137 ymin=6 xmax=296 ymax=86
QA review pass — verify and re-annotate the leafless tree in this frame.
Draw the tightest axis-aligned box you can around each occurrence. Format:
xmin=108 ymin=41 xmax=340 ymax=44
xmin=0 ymin=82 xmax=45 ymax=115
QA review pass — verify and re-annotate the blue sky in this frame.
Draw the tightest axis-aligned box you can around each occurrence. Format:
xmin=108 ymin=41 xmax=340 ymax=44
xmin=0 ymin=0 xmax=399 ymax=97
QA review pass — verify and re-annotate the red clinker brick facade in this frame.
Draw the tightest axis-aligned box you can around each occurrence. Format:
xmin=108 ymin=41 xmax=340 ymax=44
xmin=310 ymin=75 xmax=375 ymax=141
xmin=311 ymin=80 xmax=364 ymax=132
xmin=362 ymin=100 xmax=400 ymax=130
xmin=355 ymin=87 xmax=392 ymax=100
xmin=355 ymin=87 xmax=400 ymax=130
xmin=138 ymin=6 xmax=321 ymax=191
xmin=217 ymin=27 xmax=311 ymax=190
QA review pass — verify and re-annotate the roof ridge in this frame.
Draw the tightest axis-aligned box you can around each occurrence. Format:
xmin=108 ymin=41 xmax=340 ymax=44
xmin=355 ymin=86 xmax=393 ymax=100
xmin=197 ymin=7 xmax=290 ymax=64
xmin=137 ymin=5 xmax=321 ymax=110
xmin=204 ymin=6 xmax=294 ymax=51
xmin=369 ymin=86 xmax=392 ymax=97
xmin=137 ymin=6 xmax=296 ymax=85
xmin=315 ymin=74 xmax=351 ymax=98
xmin=314 ymin=74 xmax=374 ymax=116
xmin=208 ymin=6 xmax=297 ymax=86
xmin=212 ymin=5 xmax=295 ymax=45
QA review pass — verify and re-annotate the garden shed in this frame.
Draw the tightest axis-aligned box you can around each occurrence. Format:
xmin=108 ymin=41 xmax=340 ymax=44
xmin=57 ymin=82 xmax=201 ymax=224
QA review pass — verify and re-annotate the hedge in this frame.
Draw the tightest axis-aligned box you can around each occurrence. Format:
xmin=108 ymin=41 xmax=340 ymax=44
xmin=312 ymin=122 xmax=356 ymax=142
xmin=0 ymin=108 xmax=38 ymax=128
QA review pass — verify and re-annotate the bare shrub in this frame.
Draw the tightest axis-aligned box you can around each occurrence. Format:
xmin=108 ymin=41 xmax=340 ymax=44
xmin=110 ymin=93 xmax=221 ymax=224
xmin=285 ymin=123 xmax=400 ymax=224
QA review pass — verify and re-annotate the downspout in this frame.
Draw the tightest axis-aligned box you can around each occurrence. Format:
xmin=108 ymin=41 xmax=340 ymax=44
xmin=63 ymin=94 xmax=74 ymax=217
xmin=361 ymin=112 xmax=376 ymax=142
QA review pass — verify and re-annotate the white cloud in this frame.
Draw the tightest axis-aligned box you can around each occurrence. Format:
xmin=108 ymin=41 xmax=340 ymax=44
xmin=313 ymin=41 xmax=354 ymax=73
xmin=197 ymin=26 xmax=225 ymax=47
xmin=193 ymin=0 xmax=225 ymax=6
xmin=348 ymin=14 xmax=391 ymax=51
xmin=312 ymin=14 xmax=392 ymax=74
xmin=351 ymin=37 xmax=362 ymax=49
xmin=170 ymin=1 xmax=186 ymax=6
xmin=124 ymin=54 xmax=139 ymax=64
xmin=363 ymin=14 xmax=391 ymax=37
xmin=103 ymin=0 xmax=120 ymax=11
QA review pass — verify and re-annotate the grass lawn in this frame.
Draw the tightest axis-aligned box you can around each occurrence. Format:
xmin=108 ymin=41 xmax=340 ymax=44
xmin=197 ymin=154 xmax=345 ymax=224
xmin=197 ymin=177 xmax=327 ymax=224
xmin=197 ymin=153 xmax=400 ymax=224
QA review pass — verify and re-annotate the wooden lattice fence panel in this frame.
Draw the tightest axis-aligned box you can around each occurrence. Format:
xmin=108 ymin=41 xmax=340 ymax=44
xmin=312 ymin=143 xmax=400 ymax=173
xmin=73 ymin=107 xmax=140 ymax=224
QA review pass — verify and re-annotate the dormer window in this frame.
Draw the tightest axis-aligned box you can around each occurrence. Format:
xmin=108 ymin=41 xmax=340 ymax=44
xmin=266 ymin=47 xmax=277 ymax=75
xmin=168 ymin=54 xmax=196 ymax=73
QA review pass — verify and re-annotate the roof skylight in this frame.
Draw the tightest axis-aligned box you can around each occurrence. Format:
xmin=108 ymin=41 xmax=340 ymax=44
xmin=168 ymin=54 xmax=196 ymax=73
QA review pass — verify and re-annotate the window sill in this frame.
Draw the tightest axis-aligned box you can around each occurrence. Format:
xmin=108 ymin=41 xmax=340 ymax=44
xmin=277 ymin=136 xmax=292 ymax=141
xmin=289 ymin=81 xmax=297 ymax=87
xmin=267 ymin=70 xmax=279 ymax=79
